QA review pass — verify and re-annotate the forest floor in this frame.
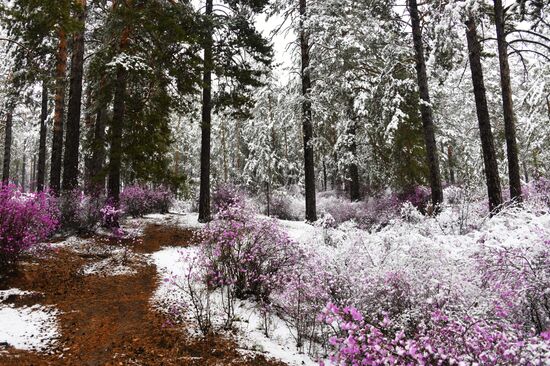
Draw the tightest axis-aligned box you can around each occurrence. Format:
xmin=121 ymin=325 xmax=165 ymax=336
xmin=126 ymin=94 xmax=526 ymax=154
xmin=0 ymin=223 xmax=286 ymax=366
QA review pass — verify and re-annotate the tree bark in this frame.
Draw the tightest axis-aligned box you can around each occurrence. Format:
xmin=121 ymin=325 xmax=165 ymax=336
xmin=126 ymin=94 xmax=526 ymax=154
xmin=447 ymin=144 xmax=455 ymax=185
xmin=299 ymin=0 xmax=317 ymax=222
xmin=37 ymin=81 xmax=48 ymax=192
xmin=408 ymin=0 xmax=443 ymax=208
xmin=108 ymin=28 xmax=130 ymax=205
xmin=50 ymin=29 xmax=68 ymax=194
xmin=493 ymin=0 xmax=522 ymax=201
xmin=465 ymin=16 xmax=503 ymax=213
xmin=62 ymin=0 xmax=87 ymax=191
xmin=87 ymin=78 xmax=107 ymax=195
xmin=2 ymin=108 xmax=13 ymax=184
xmin=347 ymin=97 xmax=360 ymax=201
xmin=198 ymin=0 xmax=213 ymax=223
xmin=21 ymin=154 xmax=26 ymax=192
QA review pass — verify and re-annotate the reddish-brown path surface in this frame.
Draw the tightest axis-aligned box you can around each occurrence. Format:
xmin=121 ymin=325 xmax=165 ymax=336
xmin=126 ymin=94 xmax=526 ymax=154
xmin=0 ymin=224 xmax=285 ymax=366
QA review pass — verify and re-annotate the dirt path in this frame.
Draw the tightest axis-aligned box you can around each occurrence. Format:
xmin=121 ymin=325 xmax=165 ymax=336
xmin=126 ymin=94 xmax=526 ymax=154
xmin=0 ymin=224 xmax=285 ymax=366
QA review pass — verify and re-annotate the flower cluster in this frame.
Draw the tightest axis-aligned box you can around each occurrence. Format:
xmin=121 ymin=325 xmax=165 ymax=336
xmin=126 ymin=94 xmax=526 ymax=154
xmin=212 ymin=183 xmax=246 ymax=213
xmin=320 ymin=303 xmax=550 ymax=366
xmin=120 ymin=185 xmax=173 ymax=217
xmin=0 ymin=184 xmax=58 ymax=267
xmin=198 ymin=202 xmax=300 ymax=303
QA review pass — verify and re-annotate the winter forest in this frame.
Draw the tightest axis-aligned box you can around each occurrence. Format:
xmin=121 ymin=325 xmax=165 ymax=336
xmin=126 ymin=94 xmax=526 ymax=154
xmin=0 ymin=0 xmax=549 ymax=364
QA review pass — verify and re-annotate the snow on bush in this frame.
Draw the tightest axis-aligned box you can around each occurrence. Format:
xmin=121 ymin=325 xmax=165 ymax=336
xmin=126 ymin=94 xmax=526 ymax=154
xmin=120 ymin=185 xmax=173 ymax=217
xmin=319 ymin=303 xmax=550 ymax=366
xmin=163 ymin=187 xmax=550 ymax=365
xmin=0 ymin=184 xmax=58 ymax=267
xmin=270 ymin=192 xmax=304 ymax=221
xmin=197 ymin=199 xmax=300 ymax=327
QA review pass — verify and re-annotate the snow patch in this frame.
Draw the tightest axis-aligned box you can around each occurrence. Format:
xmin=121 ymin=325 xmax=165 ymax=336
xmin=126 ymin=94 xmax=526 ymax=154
xmin=0 ymin=304 xmax=59 ymax=352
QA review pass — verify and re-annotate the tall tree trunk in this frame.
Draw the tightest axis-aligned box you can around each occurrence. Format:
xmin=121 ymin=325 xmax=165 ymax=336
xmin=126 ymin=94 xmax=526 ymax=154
xmin=493 ymin=0 xmax=522 ymax=201
xmin=30 ymin=155 xmax=36 ymax=192
xmin=2 ymin=107 xmax=13 ymax=184
xmin=108 ymin=28 xmax=130 ymax=205
xmin=62 ymin=0 xmax=87 ymax=191
xmin=198 ymin=0 xmax=213 ymax=223
xmin=347 ymin=97 xmax=360 ymax=201
xmin=37 ymin=82 xmax=48 ymax=191
xmin=88 ymin=78 xmax=107 ymax=195
xmin=408 ymin=0 xmax=443 ymax=208
xmin=447 ymin=144 xmax=455 ymax=185
xmin=50 ymin=29 xmax=68 ymax=194
xmin=322 ymin=159 xmax=327 ymax=192
xmin=299 ymin=0 xmax=317 ymax=222
xmin=466 ymin=16 xmax=503 ymax=213
xmin=21 ymin=154 xmax=26 ymax=192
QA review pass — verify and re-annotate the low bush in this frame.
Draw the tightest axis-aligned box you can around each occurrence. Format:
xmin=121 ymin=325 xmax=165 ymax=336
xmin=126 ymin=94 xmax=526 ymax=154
xmin=320 ymin=303 xmax=550 ymax=366
xmin=120 ymin=185 xmax=173 ymax=217
xmin=198 ymin=201 xmax=300 ymax=324
xmin=0 ymin=184 xmax=58 ymax=267
xmin=212 ymin=184 xmax=245 ymax=213
xmin=57 ymin=189 xmax=104 ymax=233
xmin=269 ymin=192 xmax=304 ymax=221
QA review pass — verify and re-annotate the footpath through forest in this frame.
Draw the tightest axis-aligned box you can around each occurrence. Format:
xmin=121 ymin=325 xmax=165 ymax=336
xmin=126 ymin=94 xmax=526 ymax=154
xmin=0 ymin=222 xmax=285 ymax=366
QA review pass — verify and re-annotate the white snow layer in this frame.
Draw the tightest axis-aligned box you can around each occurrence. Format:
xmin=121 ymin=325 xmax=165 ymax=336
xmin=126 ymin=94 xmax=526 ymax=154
xmin=151 ymin=246 xmax=318 ymax=366
xmin=0 ymin=304 xmax=59 ymax=351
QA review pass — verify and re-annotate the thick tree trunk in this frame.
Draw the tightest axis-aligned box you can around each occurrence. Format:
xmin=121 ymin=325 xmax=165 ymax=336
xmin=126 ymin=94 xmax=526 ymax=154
xmin=30 ymin=155 xmax=36 ymax=191
xmin=322 ymin=159 xmax=327 ymax=192
xmin=466 ymin=17 xmax=503 ymax=213
xmin=299 ymin=0 xmax=317 ymax=222
xmin=347 ymin=97 xmax=360 ymax=201
xmin=50 ymin=29 xmax=68 ymax=194
xmin=198 ymin=0 xmax=213 ymax=223
xmin=37 ymin=82 xmax=48 ymax=192
xmin=108 ymin=29 xmax=129 ymax=205
xmin=493 ymin=0 xmax=522 ymax=201
xmin=62 ymin=0 xmax=87 ymax=191
xmin=408 ymin=0 xmax=443 ymax=208
xmin=2 ymin=108 xmax=13 ymax=184
xmin=87 ymin=78 xmax=107 ymax=195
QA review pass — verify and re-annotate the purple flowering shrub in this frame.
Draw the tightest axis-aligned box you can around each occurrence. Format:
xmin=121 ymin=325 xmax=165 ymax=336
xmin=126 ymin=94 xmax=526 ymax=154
xmin=212 ymin=184 xmax=246 ymax=213
xmin=120 ymin=185 xmax=173 ymax=217
xmin=0 ymin=184 xmax=58 ymax=267
xmin=320 ymin=303 xmax=550 ymax=366
xmin=199 ymin=201 xmax=300 ymax=302
xmin=100 ymin=203 xmax=123 ymax=228
xmin=476 ymin=238 xmax=550 ymax=333
xmin=57 ymin=189 xmax=104 ymax=233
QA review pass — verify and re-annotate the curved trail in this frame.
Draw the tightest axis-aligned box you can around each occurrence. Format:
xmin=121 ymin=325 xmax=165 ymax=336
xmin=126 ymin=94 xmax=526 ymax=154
xmin=0 ymin=224 xmax=284 ymax=366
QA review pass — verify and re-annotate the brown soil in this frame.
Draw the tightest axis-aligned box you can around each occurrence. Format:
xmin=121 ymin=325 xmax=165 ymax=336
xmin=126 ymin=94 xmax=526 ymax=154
xmin=0 ymin=223 xmax=286 ymax=366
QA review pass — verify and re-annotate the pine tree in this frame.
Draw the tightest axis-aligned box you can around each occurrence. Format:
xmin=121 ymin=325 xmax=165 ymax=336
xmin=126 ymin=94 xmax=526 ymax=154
xmin=407 ymin=0 xmax=443 ymax=209
xmin=465 ymin=15 xmax=503 ymax=213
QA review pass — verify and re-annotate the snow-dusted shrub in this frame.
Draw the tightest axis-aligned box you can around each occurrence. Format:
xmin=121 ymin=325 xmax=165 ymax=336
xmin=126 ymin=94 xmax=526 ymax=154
xmin=273 ymin=247 xmax=331 ymax=351
xmin=401 ymin=185 xmax=431 ymax=212
xmin=212 ymin=183 xmax=245 ymax=213
xmin=170 ymin=249 xmax=213 ymax=335
xmin=317 ymin=197 xmax=365 ymax=225
xmin=198 ymin=201 xmax=300 ymax=324
xmin=57 ymin=189 xmax=104 ymax=233
xmin=120 ymin=185 xmax=173 ymax=217
xmin=320 ymin=303 xmax=550 ymax=366
xmin=270 ymin=192 xmax=303 ymax=221
xmin=476 ymin=235 xmax=550 ymax=333
xmin=0 ymin=184 xmax=58 ymax=267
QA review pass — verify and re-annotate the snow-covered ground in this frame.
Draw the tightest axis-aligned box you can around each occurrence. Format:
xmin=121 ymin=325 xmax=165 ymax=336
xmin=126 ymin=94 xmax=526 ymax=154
xmin=0 ymin=290 xmax=59 ymax=352
xmin=152 ymin=244 xmax=319 ymax=366
xmin=147 ymin=202 xmax=550 ymax=366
